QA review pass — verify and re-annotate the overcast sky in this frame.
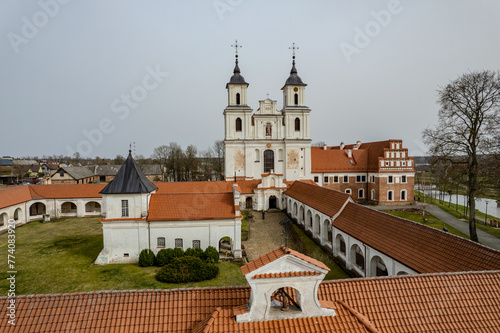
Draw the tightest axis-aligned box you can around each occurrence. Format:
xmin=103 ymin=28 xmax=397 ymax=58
xmin=1 ymin=0 xmax=499 ymax=159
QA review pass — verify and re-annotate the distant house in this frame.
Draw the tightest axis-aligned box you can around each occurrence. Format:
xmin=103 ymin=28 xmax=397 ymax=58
xmin=51 ymin=166 xmax=96 ymax=184
xmin=0 ymin=157 xmax=13 ymax=184
xmin=140 ymin=164 xmax=163 ymax=181
xmin=94 ymin=165 xmax=122 ymax=183
xmin=41 ymin=162 xmax=60 ymax=176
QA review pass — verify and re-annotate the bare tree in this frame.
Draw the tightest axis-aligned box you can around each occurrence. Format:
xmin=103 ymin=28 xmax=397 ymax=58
xmin=423 ymin=70 xmax=500 ymax=242
xmin=212 ymin=140 xmax=225 ymax=180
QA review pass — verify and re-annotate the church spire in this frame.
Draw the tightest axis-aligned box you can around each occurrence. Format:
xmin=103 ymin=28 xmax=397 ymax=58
xmin=227 ymin=39 xmax=248 ymax=86
xmin=283 ymin=42 xmax=306 ymax=87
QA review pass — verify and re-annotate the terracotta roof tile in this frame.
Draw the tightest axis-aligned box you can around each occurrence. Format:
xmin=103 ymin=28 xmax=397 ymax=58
xmin=29 ymin=184 xmax=106 ymax=199
xmin=154 ymin=181 xmax=233 ymax=194
xmin=252 ymin=271 xmax=322 ymax=279
xmin=241 ymin=246 xmax=330 ymax=275
xmin=334 ymin=202 xmax=500 ymax=273
xmin=0 ymin=185 xmax=33 ymax=209
xmin=147 ymin=193 xmax=237 ymax=221
xmin=284 ymin=181 xmax=351 ymax=217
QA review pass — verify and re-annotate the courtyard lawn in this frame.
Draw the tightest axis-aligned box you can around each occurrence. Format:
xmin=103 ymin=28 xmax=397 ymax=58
xmin=290 ymin=224 xmax=349 ymax=280
xmin=385 ymin=209 xmax=470 ymax=239
xmin=0 ymin=218 xmax=247 ymax=296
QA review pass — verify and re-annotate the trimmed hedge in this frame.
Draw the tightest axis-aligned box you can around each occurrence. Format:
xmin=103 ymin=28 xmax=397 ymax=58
xmin=138 ymin=249 xmax=155 ymax=267
xmin=156 ymin=256 xmax=219 ymax=283
xmin=155 ymin=248 xmax=175 ymax=267
xmin=185 ymin=247 xmax=204 ymax=258
xmin=203 ymin=246 xmax=219 ymax=263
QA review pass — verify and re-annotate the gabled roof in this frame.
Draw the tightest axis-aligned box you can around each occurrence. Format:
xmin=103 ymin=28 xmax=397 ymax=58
xmin=284 ymin=181 xmax=351 ymax=217
xmin=100 ymin=151 xmax=157 ymax=194
xmin=241 ymin=246 xmax=330 ymax=275
xmin=53 ymin=166 xmax=94 ymax=180
xmin=147 ymin=193 xmax=237 ymax=221
xmin=0 ymin=186 xmax=34 ymax=209
xmin=334 ymin=202 xmax=500 ymax=273
xmin=155 ymin=181 xmax=233 ymax=194
xmin=3 ymin=271 xmax=500 ymax=332
xmin=94 ymin=165 xmax=121 ymax=176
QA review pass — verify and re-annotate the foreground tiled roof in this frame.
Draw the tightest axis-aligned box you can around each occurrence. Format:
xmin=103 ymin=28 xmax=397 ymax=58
xmin=0 ymin=186 xmax=34 ymax=209
xmin=234 ymin=180 xmax=262 ymax=194
xmin=2 ymin=271 xmax=499 ymax=332
xmin=334 ymin=202 xmax=500 ymax=273
xmin=284 ymin=181 xmax=351 ymax=217
xmin=148 ymin=193 xmax=237 ymax=221
xmin=241 ymin=246 xmax=330 ymax=275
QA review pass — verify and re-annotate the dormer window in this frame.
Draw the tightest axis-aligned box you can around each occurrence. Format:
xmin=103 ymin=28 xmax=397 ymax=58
xmin=236 ymin=93 xmax=241 ymax=105
xmin=236 ymin=117 xmax=242 ymax=132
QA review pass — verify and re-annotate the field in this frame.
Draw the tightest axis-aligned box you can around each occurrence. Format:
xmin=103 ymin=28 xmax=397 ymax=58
xmin=0 ymin=218 xmax=247 ymax=296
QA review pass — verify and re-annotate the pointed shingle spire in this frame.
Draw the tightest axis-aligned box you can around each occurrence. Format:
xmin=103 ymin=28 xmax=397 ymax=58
xmin=100 ymin=150 xmax=158 ymax=194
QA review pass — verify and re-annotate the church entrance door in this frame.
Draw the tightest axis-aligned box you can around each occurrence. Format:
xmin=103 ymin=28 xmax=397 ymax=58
xmin=269 ymin=195 xmax=277 ymax=209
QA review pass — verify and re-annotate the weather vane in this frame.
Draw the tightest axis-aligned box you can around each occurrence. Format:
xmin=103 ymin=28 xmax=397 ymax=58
xmin=231 ymin=39 xmax=242 ymax=57
xmin=266 ymin=93 xmax=270 ymax=98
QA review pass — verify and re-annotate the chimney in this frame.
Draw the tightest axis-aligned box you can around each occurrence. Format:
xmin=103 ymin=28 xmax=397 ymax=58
xmin=323 ymin=144 xmax=327 ymax=150
xmin=346 ymin=149 xmax=352 ymax=158
xmin=340 ymin=142 xmax=345 ymax=150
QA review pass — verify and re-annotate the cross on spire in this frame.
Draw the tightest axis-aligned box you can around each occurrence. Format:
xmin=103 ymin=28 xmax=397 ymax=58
xmin=289 ymin=42 xmax=299 ymax=59
xmin=231 ymin=39 xmax=242 ymax=57
xmin=266 ymin=93 xmax=270 ymax=99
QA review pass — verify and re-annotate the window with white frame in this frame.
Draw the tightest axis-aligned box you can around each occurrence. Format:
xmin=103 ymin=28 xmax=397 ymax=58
xmin=402 ymin=175 xmax=407 ymax=183
xmin=193 ymin=240 xmax=201 ymax=248
xmin=358 ymin=188 xmax=364 ymax=198
xmin=334 ymin=176 xmax=339 ymax=183
xmin=402 ymin=161 xmax=406 ymax=166
xmin=385 ymin=161 xmax=389 ymax=166
xmin=371 ymin=189 xmax=375 ymax=200
xmin=314 ymin=176 xmax=319 ymax=183
xmin=121 ymin=200 xmax=129 ymax=217
xmin=371 ymin=175 xmax=375 ymax=183
xmin=356 ymin=175 xmax=367 ymax=183
xmin=345 ymin=189 xmax=352 ymax=195
xmin=343 ymin=175 xmax=349 ymax=183
xmin=175 ymin=238 xmax=183 ymax=249
xmin=388 ymin=176 xmax=393 ymax=184
xmin=157 ymin=237 xmax=165 ymax=248
xmin=401 ymin=190 xmax=407 ymax=201
xmin=387 ymin=191 xmax=394 ymax=201
xmin=324 ymin=176 xmax=328 ymax=183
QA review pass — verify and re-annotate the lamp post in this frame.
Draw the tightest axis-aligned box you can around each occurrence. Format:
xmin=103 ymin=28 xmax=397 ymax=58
xmin=485 ymin=201 xmax=489 ymax=225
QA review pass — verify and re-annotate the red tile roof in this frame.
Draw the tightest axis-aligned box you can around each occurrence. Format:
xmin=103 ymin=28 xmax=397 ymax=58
xmin=235 ymin=180 xmax=262 ymax=194
xmin=0 ymin=184 xmax=105 ymax=209
xmin=252 ymin=271 xmax=322 ymax=279
xmin=241 ymin=246 xmax=330 ymax=275
xmin=334 ymin=202 xmax=500 ymax=273
xmin=284 ymin=181 xmax=351 ymax=217
xmin=148 ymin=193 xmax=237 ymax=221
xmin=4 ymin=271 xmax=500 ymax=332
xmin=154 ymin=181 xmax=233 ymax=194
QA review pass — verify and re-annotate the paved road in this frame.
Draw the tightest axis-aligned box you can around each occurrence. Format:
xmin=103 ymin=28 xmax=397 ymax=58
xmin=374 ymin=204 xmax=500 ymax=251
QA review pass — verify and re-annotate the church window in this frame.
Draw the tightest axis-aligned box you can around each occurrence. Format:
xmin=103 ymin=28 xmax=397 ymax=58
xmin=236 ymin=93 xmax=241 ymax=105
xmin=236 ymin=117 xmax=242 ymax=132
xmin=402 ymin=175 xmax=407 ymax=183
xmin=295 ymin=118 xmax=300 ymax=131
xmin=157 ymin=237 xmax=165 ymax=248
xmin=334 ymin=176 xmax=339 ymax=183
xmin=343 ymin=175 xmax=349 ymax=183
xmin=294 ymin=93 xmax=298 ymax=105
xmin=358 ymin=188 xmax=364 ymax=198
xmin=371 ymin=189 xmax=376 ymax=200
xmin=193 ymin=240 xmax=201 ymax=248
xmin=175 ymin=238 xmax=183 ymax=249
xmin=264 ymin=150 xmax=274 ymax=173
xmin=121 ymin=200 xmax=129 ymax=217
xmin=388 ymin=176 xmax=393 ymax=184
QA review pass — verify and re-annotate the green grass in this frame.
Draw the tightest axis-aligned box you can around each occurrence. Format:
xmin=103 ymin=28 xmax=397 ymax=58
xmin=385 ymin=210 xmax=469 ymax=239
xmin=415 ymin=191 xmax=500 ymax=239
xmin=289 ymin=224 xmax=349 ymax=280
xmin=0 ymin=218 xmax=247 ymax=295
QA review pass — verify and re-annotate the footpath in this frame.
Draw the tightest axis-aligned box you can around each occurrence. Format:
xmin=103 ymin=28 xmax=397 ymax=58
xmin=374 ymin=204 xmax=500 ymax=251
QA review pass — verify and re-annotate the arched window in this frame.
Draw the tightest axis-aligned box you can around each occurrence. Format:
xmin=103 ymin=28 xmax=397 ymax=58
xmin=371 ymin=189 xmax=376 ymax=200
xmin=236 ymin=117 xmax=242 ymax=132
xmin=294 ymin=117 xmax=300 ymax=131
xmin=264 ymin=150 xmax=274 ymax=173
xmin=387 ymin=190 xmax=394 ymax=201
xmin=236 ymin=93 xmax=241 ymax=105
xmin=265 ymin=124 xmax=272 ymax=136
xmin=255 ymin=149 xmax=260 ymax=162
xmin=358 ymin=188 xmax=364 ymax=199
xmin=294 ymin=93 xmax=298 ymax=105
